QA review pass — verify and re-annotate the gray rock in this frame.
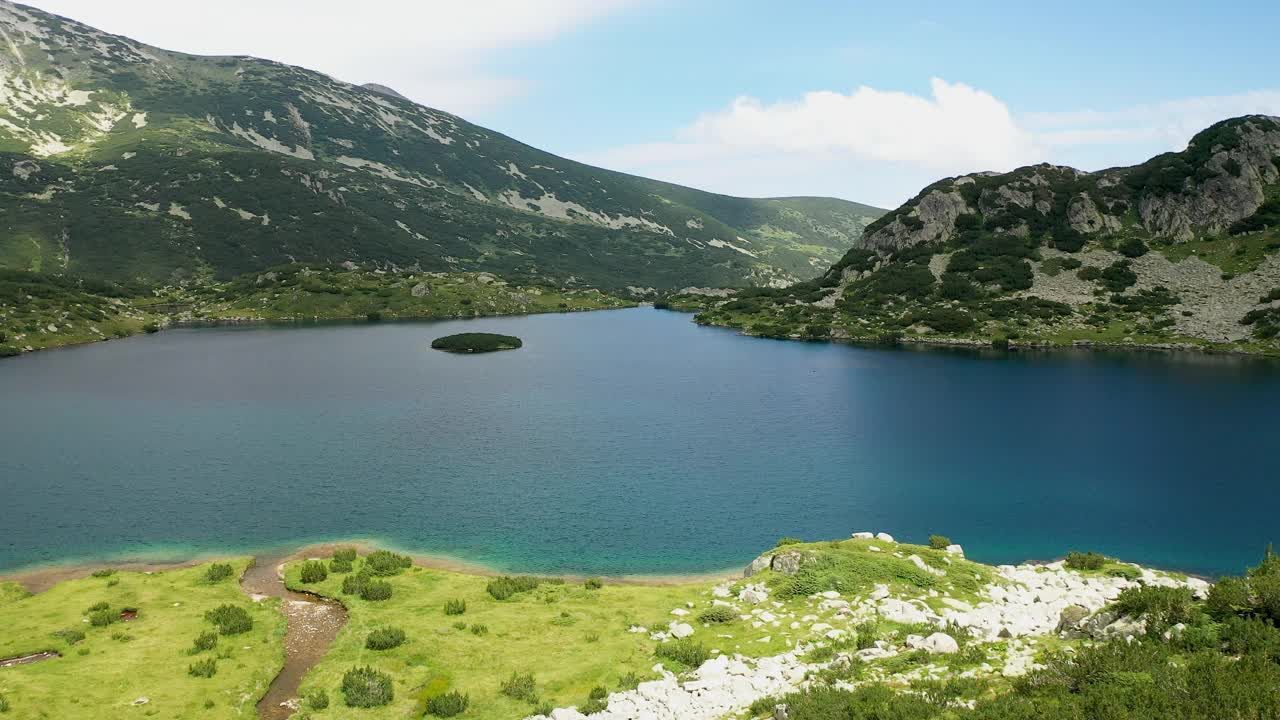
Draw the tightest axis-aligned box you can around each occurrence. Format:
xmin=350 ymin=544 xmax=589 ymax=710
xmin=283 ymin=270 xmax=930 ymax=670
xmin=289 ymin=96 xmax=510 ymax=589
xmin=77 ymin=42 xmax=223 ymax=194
xmin=1055 ymin=604 xmax=1090 ymax=636
xmin=771 ymin=551 xmax=809 ymax=575
xmin=411 ymin=282 xmax=431 ymax=297
xmin=743 ymin=554 xmax=772 ymax=578
xmin=921 ymin=632 xmax=960 ymax=654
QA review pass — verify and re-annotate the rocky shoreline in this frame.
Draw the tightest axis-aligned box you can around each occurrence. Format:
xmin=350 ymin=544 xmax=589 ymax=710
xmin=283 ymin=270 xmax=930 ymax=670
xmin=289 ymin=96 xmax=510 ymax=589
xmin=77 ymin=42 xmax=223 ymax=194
xmin=526 ymin=531 xmax=1211 ymax=720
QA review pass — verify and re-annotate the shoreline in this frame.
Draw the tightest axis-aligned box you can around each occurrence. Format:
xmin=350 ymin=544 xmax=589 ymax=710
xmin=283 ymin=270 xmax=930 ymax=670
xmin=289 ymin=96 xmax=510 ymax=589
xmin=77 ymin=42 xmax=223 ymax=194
xmin=0 ymin=539 xmax=742 ymax=594
xmin=707 ymin=321 xmax=1280 ymax=361
xmin=0 ymin=303 xmax=639 ymax=360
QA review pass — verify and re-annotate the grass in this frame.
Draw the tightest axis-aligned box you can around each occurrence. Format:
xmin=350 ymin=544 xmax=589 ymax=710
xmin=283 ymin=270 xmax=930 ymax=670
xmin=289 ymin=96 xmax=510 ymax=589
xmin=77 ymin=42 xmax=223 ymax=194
xmin=1158 ymin=228 xmax=1280 ymax=275
xmin=0 ymin=559 xmax=284 ymax=719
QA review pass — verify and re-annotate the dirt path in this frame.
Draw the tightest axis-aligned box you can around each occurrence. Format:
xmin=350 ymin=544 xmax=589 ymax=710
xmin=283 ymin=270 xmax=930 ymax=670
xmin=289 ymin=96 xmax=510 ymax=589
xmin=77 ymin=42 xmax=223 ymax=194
xmin=240 ymin=555 xmax=347 ymax=720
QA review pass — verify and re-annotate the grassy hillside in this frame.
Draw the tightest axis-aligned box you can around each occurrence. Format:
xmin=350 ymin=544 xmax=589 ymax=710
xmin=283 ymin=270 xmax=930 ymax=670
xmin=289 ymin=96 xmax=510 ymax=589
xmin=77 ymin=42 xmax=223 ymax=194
xmin=0 ymin=1 xmax=882 ymax=291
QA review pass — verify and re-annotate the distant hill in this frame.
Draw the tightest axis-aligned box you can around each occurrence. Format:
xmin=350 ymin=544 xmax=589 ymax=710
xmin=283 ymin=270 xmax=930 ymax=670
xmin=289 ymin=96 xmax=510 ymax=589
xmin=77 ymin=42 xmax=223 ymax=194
xmin=695 ymin=116 xmax=1280 ymax=353
xmin=0 ymin=1 xmax=883 ymax=291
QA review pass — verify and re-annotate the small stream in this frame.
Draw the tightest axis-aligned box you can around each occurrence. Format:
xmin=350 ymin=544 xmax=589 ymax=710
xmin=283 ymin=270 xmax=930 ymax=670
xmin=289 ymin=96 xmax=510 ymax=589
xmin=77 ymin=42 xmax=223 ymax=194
xmin=241 ymin=555 xmax=347 ymax=720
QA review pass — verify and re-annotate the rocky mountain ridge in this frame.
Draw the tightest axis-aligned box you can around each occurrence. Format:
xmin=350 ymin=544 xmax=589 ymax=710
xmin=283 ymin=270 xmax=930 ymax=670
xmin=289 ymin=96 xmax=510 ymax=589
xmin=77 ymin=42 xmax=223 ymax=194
xmin=693 ymin=116 xmax=1280 ymax=354
xmin=0 ymin=1 xmax=882 ymax=290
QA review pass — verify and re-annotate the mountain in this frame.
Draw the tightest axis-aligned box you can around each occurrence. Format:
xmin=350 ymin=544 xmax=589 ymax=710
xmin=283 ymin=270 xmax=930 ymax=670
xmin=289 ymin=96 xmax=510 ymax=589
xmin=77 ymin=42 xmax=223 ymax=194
xmin=694 ymin=115 xmax=1280 ymax=353
xmin=0 ymin=1 xmax=883 ymax=291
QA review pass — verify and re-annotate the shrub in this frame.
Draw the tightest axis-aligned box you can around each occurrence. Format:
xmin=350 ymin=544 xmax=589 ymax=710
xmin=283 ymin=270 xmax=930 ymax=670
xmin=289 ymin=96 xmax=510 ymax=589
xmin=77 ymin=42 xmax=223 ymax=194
xmin=655 ymin=639 xmax=710 ymax=668
xmin=204 ymin=563 xmax=234 ymax=583
xmin=188 ymin=658 xmax=218 ymax=678
xmin=342 ymin=666 xmax=394 ymax=708
xmin=1 ymin=694 xmax=10 ymax=712
xmin=364 ymin=550 xmax=412 ymax=576
xmin=929 ymin=535 xmax=952 ymax=550
xmin=88 ymin=608 xmax=117 ymax=627
xmin=305 ymin=689 xmax=329 ymax=710
xmin=342 ymin=572 xmax=369 ymax=595
xmin=366 ymin=627 xmax=406 ymax=650
xmin=500 ymin=672 xmax=538 ymax=702
xmin=470 ymin=624 xmax=489 ymax=636
xmin=589 ymin=686 xmax=608 ymax=700
xmin=777 ymin=537 xmax=804 ymax=547
xmin=300 ymin=561 xmax=329 ymax=584
xmin=426 ymin=691 xmax=469 ymax=717
xmin=205 ymin=605 xmax=253 ymax=635
xmin=333 ymin=547 xmax=358 ymax=562
xmin=51 ymin=629 xmax=85 ymax=644
xmin=618 ymin=672 xmax=642 ymax=690
xmin=584 ymin=578 xmax=604 ymax=590
xmin=366 ymin=311 xmax=383 ymax=322
xmin=487 ymin=575 xmax=545 ymax=600
xmin=1065 ymin=551 xmax=1107 ymax=571
xmin=1118 ymin=237 xmax=1149 ymax=257
xmin=698 ymin=606 xmax=738 ymax=624
xmin=361 ymin=579 xmax=393 ymax=601
xmin=190 ymin=630 xmax=218 ymax=653
xmin=86 ymin=601 xmax=110 ymax=613
xmin=90 ymin=568 xmax=116 ymax=578
xmin=1111 ymin=586 xmax=1195 ymax=630
xmin=444 ymin=599 xmax=467 ymax=616
xmin=330 ymin=557 xmax=353 ymax=573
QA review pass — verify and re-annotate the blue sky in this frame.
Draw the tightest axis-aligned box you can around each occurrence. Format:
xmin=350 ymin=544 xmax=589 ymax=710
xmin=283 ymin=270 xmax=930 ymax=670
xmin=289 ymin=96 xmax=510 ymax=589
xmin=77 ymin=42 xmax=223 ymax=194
xmin=25 ymin=0 xmax=1280 ymax=208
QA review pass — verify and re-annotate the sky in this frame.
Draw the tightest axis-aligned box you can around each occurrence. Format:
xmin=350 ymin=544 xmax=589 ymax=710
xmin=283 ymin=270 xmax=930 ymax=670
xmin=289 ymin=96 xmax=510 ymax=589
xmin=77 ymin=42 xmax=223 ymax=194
xmin=21 ymin=0 xmax=1280 ymax=209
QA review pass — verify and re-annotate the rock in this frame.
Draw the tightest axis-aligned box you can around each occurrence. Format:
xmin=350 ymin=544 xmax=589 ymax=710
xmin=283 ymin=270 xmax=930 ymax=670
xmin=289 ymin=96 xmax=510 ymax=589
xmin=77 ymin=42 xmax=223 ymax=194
xmin=132 ymin=698 xmax=150 ymax=706
xmin=878 ymin=598 xmax=930 ymax=625
xmin=771 ymin=551 xmax=809 ymax=575
xmin=744 ymin=554 xmax=772 ymax=578
xmin=945 ymin=544 xmax=965 ymax=556
xmin=670 ymin=608 xmax=689 ymax=616
xmin=774 ymin=704 xmax=791 ymax=720
xmin=738 ymin=585 xmax=769 ymax=604
xmin=411 ymin=282 xmax=431 ymax=297
xmin=869 ymin=584 xmax=891 ymax=601
xmin=920 ymin=632 xmax=959 ymax=654
xmin=1055 ymin=604 xmax=1091 ymax=636
xmin=875 ymin=532 xmax=895 ymax=543
xmin=669 ymin=622 xmax=694 ymax=639
xmin=909 ymin=554 xmax=946 ymax=577
xmin=851 ymin=532 xmax=874 ymax=540
xmin=868 ymin=545 xmax=881 ymax=552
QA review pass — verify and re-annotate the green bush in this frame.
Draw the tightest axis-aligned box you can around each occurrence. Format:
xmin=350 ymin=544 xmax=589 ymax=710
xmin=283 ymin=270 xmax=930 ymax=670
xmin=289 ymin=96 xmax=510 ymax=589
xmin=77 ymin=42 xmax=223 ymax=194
xmin=90 ymin=568 xmax=116 ymax=578
xmin=330 ymin=557 xmax=353 ymax=573
xmin=1111 ymin=585 xmax=1195 ymax=630
xmin=618 ymin=672 xmax=642 ymax=690
xmin=655 ymin=639 xmax=710 ymax=669
xmin=364 ymin=550 xmax=412 ymax=576
xmin=188 ymin=658 xmax=217 ymax=678
xmin=204 ymin=563 xmax=234 ymax=582
xmin=1065 ymin=551 xmax=1107 ymax=571
xmin=500 ymin=672 xmax=538 ymax=702
xmin=697 ymin=606 xmax=738 ymax=624
xmin=444 ymin=599 xmax=467 ymax=616
xmin=584 ymin=578 xmax=604 ymax=590
xmin=305 ymin=689 xmax=329 ymax=710
xmin=1118 ymin=237 xmax=1149 ymax=257
xmin=50 ymin=629 xmax=85 ymax=644
xmin=470 ymin=623 xmax=489 ymax=636
xmin=426 ymin=691 xmax=469 ymax=717
xmin=300 ymin=560 xmax=329 ymax=584
xmin=333 ymin=547 xmax=358 ymax=562
xmin=361 ymin=579 xmax=393 ymax=601
xmin=0 ymin=694 xmax=8 ymax=713
xmin=487 ymin=575 xmax=547 ymax=600
xmin=342 ymin=666 xmax=394 ymax=708
xmin=88 ymin=608 xmax=117 ymax=627
xmin=342 ymin=572 xmax=370 ymax=595
xmin=190 ymin=631 xmax=218 ymax=653
xmin=86 ymin=601 xmax=110 ymax=613
xmin=928 ymin=535 xmax=952 ymax=550
xmin=366 ymin=627 xmax=406 ymax=650
xmin=205 ymin=605 xmax=253 ymax=635
xmin=777 ymin=537 xmax=804 ymax=547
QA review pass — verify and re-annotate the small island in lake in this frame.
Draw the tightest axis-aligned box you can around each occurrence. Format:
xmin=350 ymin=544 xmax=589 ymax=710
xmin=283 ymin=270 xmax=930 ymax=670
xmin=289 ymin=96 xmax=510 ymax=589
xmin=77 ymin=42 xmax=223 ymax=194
xmin=431 ymin=332 xmax=523 ymax=353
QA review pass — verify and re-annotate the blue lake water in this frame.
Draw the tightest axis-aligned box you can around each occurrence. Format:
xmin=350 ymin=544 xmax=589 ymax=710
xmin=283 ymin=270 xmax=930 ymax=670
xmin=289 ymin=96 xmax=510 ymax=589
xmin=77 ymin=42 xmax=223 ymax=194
xmin=2 ymin=307 xmax=1278 ymax=578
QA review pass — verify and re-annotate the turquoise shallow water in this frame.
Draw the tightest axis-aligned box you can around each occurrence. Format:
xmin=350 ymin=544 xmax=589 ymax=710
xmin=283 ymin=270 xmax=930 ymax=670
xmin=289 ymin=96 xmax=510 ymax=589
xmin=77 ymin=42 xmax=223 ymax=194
xmin=2 ymin=307 xmax=1278 ymax=578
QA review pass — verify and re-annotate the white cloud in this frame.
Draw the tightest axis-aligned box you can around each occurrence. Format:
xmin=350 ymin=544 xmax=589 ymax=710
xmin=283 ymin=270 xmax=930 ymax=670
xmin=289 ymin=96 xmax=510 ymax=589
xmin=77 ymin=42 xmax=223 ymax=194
xmin=21 ymin=0 xmax=643 ymax=115
xmin=577 ymin=81 xmax=1280 ymax=209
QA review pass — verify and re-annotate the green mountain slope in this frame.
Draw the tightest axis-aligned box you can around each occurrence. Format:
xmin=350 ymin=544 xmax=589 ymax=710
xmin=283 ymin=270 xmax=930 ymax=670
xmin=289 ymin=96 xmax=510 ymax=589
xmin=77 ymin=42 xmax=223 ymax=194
xmin=694 ymin=116 xmax=1280 ymax=354
xmin=0 ymin=1 xmax=882 ymax=291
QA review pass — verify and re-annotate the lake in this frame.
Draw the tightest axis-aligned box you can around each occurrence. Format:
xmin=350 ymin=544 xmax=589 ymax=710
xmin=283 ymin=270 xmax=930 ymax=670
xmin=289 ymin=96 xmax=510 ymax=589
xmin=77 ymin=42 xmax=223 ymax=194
xmin=2 ymin=307 xmax=1278 ymax=578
